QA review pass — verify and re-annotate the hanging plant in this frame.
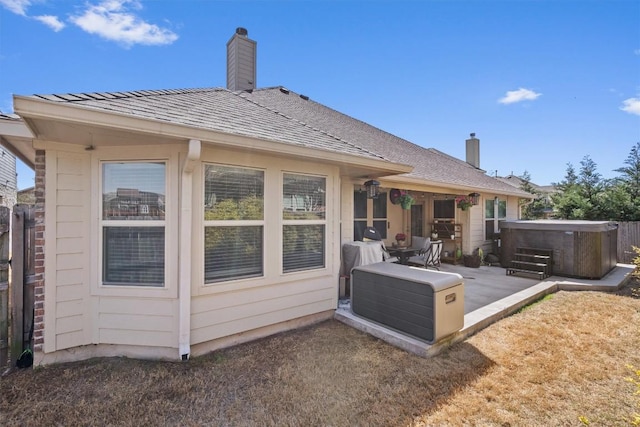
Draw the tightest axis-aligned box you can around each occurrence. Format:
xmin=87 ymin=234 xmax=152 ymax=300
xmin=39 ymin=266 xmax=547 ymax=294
xmin=455 ymin=195 xmax=473 ymax=211
xmin=398 ymin=192 xmax=415 ymax=210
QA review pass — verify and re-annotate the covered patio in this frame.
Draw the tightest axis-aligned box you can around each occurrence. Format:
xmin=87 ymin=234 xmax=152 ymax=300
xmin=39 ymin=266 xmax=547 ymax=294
xmin=335 ymin=262 xmax=635 ymax=357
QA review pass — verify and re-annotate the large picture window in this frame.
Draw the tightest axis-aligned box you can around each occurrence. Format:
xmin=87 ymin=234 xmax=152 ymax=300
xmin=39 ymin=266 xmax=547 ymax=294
xmin=283 ymin=173 xmax=326 ymax=273
xmin=101 ymin=162 xmax=166 ymax=286
xmin=204 ymin=164 xmax=264 ymax=283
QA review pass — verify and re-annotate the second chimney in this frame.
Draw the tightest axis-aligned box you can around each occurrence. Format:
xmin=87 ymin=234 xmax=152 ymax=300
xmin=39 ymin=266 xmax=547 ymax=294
xmin=466 ymin=133 xmax=480 ymax=169
xmin=226 ymin=27 xmax=257 ymax=91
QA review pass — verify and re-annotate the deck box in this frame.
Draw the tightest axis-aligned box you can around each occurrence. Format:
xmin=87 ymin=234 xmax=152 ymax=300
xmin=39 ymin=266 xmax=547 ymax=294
xmin=351 ymin=262 xmax=464 ymax=343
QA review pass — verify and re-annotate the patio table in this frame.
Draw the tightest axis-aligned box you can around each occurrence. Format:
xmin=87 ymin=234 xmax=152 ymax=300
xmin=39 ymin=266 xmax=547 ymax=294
xmin=387 ymin=247 xmax=418 ymax=265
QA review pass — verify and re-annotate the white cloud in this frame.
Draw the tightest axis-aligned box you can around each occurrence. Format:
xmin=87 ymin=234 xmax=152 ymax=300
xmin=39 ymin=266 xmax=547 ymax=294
xmin=0 ymin=0 xmax=32 ymax=16
xmin=34 ymin=14 xmax=65 ymax=31
xmin=498 ymin=88 xmax=542 ymax=105
xmin=70 ymin=0 xmax=178 ymax=47
xmin=0 ymin=0 xmax=65 ymax=32
xmin=621 ymin=97 xmax=640 ymax=116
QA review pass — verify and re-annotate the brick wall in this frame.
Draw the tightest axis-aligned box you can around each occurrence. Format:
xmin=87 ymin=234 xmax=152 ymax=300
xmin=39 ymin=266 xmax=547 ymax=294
xmin=33 ymin=150 xmax=45 ymax=352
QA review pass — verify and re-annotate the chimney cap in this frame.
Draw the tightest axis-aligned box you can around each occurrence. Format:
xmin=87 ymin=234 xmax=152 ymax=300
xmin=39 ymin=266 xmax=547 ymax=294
xmin=236 ymin=27 xmax=248 ymax=36
xmin=470 ymin=132 xmax=476 ymax=138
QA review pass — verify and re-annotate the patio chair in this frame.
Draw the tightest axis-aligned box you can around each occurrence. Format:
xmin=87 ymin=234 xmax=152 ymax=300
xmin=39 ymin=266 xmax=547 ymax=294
xmin=408 ymin=240 xmax=442 ymax=270
xmin=424 ymin=240 xmax=443 ymax=270
xmin=407 ymin=237 xmax=431 ymax=265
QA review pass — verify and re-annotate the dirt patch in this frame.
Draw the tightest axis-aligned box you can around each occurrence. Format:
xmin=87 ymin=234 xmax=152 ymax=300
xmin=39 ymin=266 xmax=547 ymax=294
xmin=1 ymin=279 xmax=639 ymax=426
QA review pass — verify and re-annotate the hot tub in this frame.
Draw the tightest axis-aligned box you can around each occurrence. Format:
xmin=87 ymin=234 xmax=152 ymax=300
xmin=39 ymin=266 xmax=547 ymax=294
xmin=500 ymin=220 xmax=618 ymax=279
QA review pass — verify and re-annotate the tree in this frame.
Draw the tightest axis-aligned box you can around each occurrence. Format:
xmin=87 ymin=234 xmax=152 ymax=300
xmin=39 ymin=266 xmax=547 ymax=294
xmin=552 ymin=163 xmax=585 ymax=219
xmin=553 ymin=162 xmax=578 ymax=192
xmin=612 ymin=142 xmax=640 ymax=220
xmin=519 ymin=170 xmax=547 ymax=219
xmin=551 ymin=143 xmax=640 ymax=221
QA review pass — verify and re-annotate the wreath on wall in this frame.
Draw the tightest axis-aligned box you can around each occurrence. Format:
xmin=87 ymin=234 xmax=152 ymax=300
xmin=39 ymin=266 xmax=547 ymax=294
xmin=389 ymin=188 xmax=402 ymax=205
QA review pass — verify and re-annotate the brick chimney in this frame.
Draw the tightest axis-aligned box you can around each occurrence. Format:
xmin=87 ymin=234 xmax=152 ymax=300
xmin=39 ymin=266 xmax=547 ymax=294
xmin=466 ymin=133 xmax=480 ymax=169
xmin=226 ymin=27 xmax=257 ymax=92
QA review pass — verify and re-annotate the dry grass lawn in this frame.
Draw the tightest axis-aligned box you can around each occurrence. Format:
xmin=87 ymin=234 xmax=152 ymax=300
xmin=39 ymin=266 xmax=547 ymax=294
xmin=1 ymin=279 xmax=639 ymax=426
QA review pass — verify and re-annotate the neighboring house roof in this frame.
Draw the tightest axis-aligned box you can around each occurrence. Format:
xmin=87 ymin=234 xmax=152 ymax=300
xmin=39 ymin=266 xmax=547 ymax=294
xmin=497 ymin=174 xmax=558 ymax=195
xmin=12 ymin=86 xmax=530 ymax=197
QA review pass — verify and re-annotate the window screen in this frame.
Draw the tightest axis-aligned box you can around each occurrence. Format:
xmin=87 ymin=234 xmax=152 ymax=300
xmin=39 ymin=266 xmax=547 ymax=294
xmin=101 ymin=162 xmax=166 ymax=287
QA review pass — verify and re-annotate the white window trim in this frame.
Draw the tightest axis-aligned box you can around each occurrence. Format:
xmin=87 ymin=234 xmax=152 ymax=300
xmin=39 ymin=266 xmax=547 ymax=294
xmin=91 ymin=150 xmax=178 ymax=299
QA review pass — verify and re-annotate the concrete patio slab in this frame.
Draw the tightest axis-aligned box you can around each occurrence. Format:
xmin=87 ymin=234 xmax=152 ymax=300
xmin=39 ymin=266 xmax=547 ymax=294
xmin=334 ymin=262 xmax=635 ymax=358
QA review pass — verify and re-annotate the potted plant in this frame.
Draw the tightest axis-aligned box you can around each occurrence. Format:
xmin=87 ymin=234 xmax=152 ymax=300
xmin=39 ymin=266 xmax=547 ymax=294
xmin=397 ymin=192 xmax=415 ymax=210
xmin=395 ymin=233 xmax=406 ymax=247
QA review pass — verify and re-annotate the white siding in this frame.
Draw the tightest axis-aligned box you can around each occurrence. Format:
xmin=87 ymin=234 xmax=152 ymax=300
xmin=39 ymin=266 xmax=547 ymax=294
xmin=0 ymin=149 xmax=17 ymax=208
xmin=45 ymin=150 xmax=92 ymax=352
xmin=44 ymin=145 xmax=180 ymax=355
xmin=97 ymin=297 xmax=177 ymax=347
xmin=190 ymin=147 xmax=339 ymax=346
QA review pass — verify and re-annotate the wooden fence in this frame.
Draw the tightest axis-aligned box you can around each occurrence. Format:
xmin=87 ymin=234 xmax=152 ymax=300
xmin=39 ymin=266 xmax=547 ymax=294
xmin=0 ymin=205 xmax=35 ymax=370
xmin=0 ymin=207 xmax=9 ymax=369
xmin=617 ymin=221 xmax=640 ymax=264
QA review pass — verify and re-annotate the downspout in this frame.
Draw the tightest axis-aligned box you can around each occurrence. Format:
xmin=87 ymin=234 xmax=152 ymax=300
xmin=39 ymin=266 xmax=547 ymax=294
xmin=179 ymin=139 xmax=201 ymax=360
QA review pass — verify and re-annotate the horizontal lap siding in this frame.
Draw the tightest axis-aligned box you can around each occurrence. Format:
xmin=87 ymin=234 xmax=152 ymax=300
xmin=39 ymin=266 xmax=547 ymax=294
xmin=98 ymin=297 xmax=177 ymax=347
xmin=52 ymin=152 xmax=91 ymax=351
xmin=190 ymin=278 xmax=334 ymax=344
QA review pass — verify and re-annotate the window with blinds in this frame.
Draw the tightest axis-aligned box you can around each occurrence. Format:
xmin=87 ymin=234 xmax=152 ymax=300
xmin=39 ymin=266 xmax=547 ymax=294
xmin=282 ymin=173 xmax=326 ymax=273
xmin=101 ymin=162 xmax=166 ymax=286
xmin=204 ymin=164 xmax=264 ymax=283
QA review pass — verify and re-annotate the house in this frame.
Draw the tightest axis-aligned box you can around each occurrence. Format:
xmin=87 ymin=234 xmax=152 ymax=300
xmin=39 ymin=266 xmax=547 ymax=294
xmin=497 ymin=174 xmax=557 ymax=218
xmin=0 ymin=113 xmax=20 ymax=208
xmin=0 ymin=28 xmax=531 ymax=365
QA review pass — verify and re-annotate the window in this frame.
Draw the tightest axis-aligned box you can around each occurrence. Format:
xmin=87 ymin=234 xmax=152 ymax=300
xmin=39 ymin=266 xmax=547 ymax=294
xmin=353 ymin=190 xmax=367 ymax=241
xmin=372 ymin=191 xmax=387 ymax=239
xmin=203 ymin=164 xmax=264 ymax=283
xmin=353 ymin=190 xmax=387 ymax=240
xmin=434 ymin=199 xmax=455 ymax=219
xmin=101 ymin=162 xmax=166 ymax=286
xmin=485 ymin=198 xmax=507 ymax=239
xmin=283 ymin=173 xmax=326 ymax=273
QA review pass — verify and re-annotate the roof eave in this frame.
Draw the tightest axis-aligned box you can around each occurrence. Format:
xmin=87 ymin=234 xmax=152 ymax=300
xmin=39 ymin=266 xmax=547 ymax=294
xmin=0 ymin=116 xmax=35 ymax=169
xmin=380 ymin=175 xmax=534 ymax=198
xmin=13 ymin=95 xmax=413 ymax=179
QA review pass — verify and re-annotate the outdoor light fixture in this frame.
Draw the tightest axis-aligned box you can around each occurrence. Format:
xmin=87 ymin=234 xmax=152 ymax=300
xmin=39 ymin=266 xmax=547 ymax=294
xmin=364 ymin=179 xmax=380 ymax=199
xmin=468 ymin=192 xmax=480 ymax=205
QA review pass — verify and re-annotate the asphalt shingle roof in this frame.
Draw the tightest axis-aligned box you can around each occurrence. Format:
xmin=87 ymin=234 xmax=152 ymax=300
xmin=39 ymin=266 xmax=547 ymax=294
xmin=29 ymin=88 xmax=386 ymax=162
xmin=26 ymin=86 xmax=530 ymax=196
xmin=243 ymin=87 xmax=531 ymax=195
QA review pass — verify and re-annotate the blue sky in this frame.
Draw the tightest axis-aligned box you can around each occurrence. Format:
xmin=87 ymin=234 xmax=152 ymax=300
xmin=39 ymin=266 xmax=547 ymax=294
xmin=1 ymin=0 xmax=639 ymax=189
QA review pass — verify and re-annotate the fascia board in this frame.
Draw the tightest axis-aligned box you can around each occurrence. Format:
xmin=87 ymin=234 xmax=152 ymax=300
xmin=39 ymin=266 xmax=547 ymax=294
xmin=380 ymin=175 xmax=534 ymax=198
xmin=0 ymin=118 xmax=34 ymax=138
